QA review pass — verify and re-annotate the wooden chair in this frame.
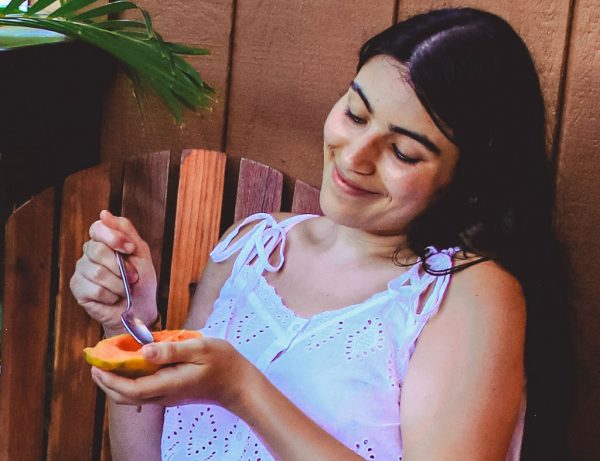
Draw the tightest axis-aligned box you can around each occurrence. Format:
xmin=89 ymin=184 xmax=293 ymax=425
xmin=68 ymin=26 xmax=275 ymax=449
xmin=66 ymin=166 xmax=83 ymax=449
xmin=0 ymin=149 xmax=321 ymax=461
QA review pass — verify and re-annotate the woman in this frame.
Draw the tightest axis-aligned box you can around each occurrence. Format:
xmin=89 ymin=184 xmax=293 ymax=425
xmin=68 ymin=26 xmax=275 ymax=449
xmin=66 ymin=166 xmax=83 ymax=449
xmin=70 ymin=7 xmax=570 ymax=460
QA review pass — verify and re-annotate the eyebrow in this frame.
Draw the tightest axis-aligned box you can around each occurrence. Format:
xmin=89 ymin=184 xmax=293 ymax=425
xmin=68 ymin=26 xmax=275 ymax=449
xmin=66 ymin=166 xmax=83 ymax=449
xmin=350 ymin=81 xmax=372 ymax=113
xmin=349 ymin=81 xmax=441 ymax=155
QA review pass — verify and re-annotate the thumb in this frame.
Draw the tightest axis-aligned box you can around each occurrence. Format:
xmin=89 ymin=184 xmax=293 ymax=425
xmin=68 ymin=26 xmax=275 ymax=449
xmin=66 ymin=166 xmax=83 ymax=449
xmin=141 ymin=339 xmax=205 ymax=365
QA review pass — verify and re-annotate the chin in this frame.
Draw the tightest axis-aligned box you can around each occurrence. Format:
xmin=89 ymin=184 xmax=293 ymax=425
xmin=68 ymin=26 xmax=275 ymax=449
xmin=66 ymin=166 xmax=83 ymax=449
xmin=320 ymin=187 xmax=355 ymax=225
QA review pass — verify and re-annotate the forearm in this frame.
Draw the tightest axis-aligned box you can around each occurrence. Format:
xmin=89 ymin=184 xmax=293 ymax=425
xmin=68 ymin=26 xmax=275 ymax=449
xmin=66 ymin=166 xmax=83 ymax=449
xmin=108 ymin=401 xmax=164 ymax=461
xmin=230 ymin=369 xmax=363 ymax=461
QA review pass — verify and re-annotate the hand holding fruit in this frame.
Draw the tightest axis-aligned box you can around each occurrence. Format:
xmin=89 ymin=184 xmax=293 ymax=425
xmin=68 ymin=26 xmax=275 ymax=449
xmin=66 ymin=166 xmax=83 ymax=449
xmin=70 ymin=210 xmax=158 ymax=336
xmin=90 ymin=336 xmax=255 ymax=411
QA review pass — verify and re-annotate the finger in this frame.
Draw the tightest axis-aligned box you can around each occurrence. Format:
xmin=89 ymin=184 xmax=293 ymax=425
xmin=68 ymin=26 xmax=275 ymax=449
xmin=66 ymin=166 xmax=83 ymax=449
xmin=91 ymin=368 xmax=141 ymax=405
xmin=89 ymin=220 xmax=136 ymax=255
xmin=99 ymin=210 xmax=146 ymax=254
xmin=70 ymin=272 xmax=121 ymax=305
xmin=92 ymin=366 xmax=169 ymax=402
xmin=132 ymin=364 xmax=199 ymax=402
xmin=80 ymin=300 xmax=125 ymax=329
xmin=76 ymin=257 xmax=127 ymax=297
xmin=141 ymin=338 xmax=206 ymax=365
xmin=82 ymin=241 xmax=139 ymax=282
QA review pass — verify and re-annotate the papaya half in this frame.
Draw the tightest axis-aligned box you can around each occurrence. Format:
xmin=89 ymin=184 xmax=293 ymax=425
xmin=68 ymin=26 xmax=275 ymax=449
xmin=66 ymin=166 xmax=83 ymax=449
xmin=84 ymin=329 xmax=202 ymax=378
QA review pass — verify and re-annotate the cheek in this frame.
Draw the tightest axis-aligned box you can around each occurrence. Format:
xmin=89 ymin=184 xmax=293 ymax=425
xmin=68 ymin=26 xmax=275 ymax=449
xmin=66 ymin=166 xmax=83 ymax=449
xmin=385 ymin=168 xmax=441 ymax=205
xmin=323 ymin=102 xmax=348 ymax=148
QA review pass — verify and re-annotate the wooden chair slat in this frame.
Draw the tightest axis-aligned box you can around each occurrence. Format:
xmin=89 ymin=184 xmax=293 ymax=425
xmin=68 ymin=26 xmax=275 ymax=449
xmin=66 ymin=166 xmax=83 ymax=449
xmin=166 ymin=149 xmax=226 ymax=329
xmin=0 ymin=188 xmax=55 ymax=461
xmin=96 ymin=151 xmax=172 ymax=461
xmin=121 ymin=151 xmax=171 ymax=286
xmin=234 ymin=158 xmax=283 ymax=221
xmin=47 ymin=164 xmax=113 ymax=461
xmin=291 ymin=180 xmax=322 ymax=215
xmin=1 ymin=149 xmax=320 ymax=460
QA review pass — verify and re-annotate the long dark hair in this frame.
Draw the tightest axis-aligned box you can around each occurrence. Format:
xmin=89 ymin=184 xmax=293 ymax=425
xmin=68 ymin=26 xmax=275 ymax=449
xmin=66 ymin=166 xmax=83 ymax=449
xmin=358 ymin=8 xmax=571 ymax=460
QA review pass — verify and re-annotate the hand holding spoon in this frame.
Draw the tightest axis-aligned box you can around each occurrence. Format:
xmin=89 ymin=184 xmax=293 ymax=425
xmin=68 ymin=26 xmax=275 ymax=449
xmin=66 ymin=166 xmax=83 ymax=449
xmin=115 ymin=251 xmax=154 ymax=345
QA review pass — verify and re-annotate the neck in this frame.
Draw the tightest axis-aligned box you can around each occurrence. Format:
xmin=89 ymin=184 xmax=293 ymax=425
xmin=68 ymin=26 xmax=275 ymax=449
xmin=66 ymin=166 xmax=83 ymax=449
xmin=316 ymin=218 xmax=416 ymax=266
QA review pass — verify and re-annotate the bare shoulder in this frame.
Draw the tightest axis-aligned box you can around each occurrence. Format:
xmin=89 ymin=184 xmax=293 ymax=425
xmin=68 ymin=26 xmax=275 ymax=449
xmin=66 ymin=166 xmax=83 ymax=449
xmin=444 ymin=258 xmax=525 ymax=319
xmin=400 ymin=259 xmax=526 ymax=458
xmin=420 ymin=258 xmax=526 ymax=348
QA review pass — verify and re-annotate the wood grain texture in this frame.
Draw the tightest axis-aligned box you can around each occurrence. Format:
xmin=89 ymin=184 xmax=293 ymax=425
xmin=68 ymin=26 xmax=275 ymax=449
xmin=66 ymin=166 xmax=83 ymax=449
xmin=226 ymin=0 xmax=396 ymax=190
xmin=291 ymin=180 xmax=322 ymax=215
xmin=166 ymin=149 xmax=226 ymax=329
xmin=121 ymin=151 xmax=171 ymax=285
xmin=234 ymin=158 xmax=283 ymax=221
xmin=95 ymin=151 xmax=171 ymax=461
xmin=0 ymin=188 xmax=54 ymax=461
xmin=47 ymin=164 xmax=112 ymax=461
xmin=396 ymin=0 xmax=571 ymax=150
xmin=554 ymin=0 xmax=600 ymax=458
xmin=100 ymin=0 xmax=234 ymax=162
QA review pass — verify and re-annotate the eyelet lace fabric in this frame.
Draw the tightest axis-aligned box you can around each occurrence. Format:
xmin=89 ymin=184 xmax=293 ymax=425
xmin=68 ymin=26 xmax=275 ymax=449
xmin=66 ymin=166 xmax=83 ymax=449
xmin=162 ymin=213 xmax=524 ymax=460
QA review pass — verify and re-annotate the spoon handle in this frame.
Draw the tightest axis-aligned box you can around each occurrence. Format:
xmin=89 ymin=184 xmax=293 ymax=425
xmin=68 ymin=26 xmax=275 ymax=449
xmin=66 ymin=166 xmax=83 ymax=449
xmin=115 ymin=251 xmax=132 ymax=309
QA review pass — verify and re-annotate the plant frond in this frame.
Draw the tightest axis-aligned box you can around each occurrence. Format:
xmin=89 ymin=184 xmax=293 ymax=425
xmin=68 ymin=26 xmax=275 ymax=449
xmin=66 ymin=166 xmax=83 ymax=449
xmin=3 ymin=0 xmax=27 ymax=14
xmin=75 ymin=4 xmax=139 ymax=22
xmin=49 ymin=0 xmax=100 ymax=19
xmin=0 ymin=0 xmax=214 ymax=122
xmin=27 ymin=0 xmax=56 ymax=15
xmin=164 ymin=42 xmax=211 ymax=56
xmin=93 ymin=19 xmax=146 ymax=32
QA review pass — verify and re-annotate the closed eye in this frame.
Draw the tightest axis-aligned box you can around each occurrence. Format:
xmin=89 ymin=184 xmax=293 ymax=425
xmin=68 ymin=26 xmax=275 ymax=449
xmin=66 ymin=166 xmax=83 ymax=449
xmin=344 ymin=108 xmax=366 ymax=125
xmin=392 ymin=144 xmax=420 ymax=165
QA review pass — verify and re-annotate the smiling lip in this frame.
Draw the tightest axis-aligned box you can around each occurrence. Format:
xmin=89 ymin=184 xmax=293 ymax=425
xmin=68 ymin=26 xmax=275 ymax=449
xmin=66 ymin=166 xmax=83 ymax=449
xmin=332 ymin=166 xmax=377 ymax=196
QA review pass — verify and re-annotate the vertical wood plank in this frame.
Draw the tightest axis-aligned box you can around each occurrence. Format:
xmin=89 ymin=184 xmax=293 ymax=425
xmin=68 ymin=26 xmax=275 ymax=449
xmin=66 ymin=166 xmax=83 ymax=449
xmin=47 ymin=164 xmax=113 ymax=461
xmin=396 ymin=1 xmax=572 ymax=151
xmin=100 ymin=0 xmax=234 ymax=162
xmin=166 ymin=150 xmax=226 ymax=329
xmin=97 ymin=151 xmax=171 ymax=461
xmin=121 ymin=151 xmax=171 ymax=285
xmin=226 ymin=0 xmax=396 ymax=190
xmin=291 ymin=180 xmax=322 ymax=216
xmin=234 ymin=158 xmax=283 ymax=221
xmin=554 ymin=0 xmax=600 ymax=458
xmin=0 ymin=188 xmax=54 ymax=461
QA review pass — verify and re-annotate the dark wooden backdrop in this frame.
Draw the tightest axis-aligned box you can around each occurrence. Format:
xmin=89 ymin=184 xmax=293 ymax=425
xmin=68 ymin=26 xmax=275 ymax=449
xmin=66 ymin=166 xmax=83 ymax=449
xmin=98 ymin=1 xmax=599 ymax=458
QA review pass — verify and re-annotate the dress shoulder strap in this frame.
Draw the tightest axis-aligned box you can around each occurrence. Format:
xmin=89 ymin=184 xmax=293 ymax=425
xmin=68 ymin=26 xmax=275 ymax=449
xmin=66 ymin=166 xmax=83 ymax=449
xmin=210 ymin=213 xmax=318 ymax=275
xmin=395 ymin=246 xmax=462 ymax=380
xmin=389 ymin=246 xmax=460 ymax=312
xmin=414 ymin=246 xmax=460 ymax=317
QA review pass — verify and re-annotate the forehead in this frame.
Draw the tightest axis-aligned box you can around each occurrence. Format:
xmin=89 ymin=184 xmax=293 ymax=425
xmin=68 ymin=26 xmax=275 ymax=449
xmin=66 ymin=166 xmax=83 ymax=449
xmin=353 ymin=56 xmax=451 ymax=147
xmin=354 ymin=56 xmax=414 ymax=105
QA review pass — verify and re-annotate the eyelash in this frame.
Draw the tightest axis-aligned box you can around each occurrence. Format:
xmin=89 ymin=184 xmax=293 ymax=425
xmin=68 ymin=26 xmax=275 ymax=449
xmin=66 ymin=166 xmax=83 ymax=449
xmin=344 ymin=107 xmax=420 ymax=166
xmin=344 ymin=107 xmax=366 ymax=125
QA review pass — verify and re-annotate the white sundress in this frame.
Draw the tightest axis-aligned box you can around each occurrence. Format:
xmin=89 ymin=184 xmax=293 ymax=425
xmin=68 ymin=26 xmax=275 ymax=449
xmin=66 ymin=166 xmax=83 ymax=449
xmin=161 ymin=213 xmax=525 ymax=460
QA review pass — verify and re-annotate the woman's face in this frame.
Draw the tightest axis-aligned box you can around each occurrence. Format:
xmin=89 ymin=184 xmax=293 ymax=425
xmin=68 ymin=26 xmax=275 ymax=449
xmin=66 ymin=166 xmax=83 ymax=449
xmin=320 ymin=55 xmax=459 ymax=236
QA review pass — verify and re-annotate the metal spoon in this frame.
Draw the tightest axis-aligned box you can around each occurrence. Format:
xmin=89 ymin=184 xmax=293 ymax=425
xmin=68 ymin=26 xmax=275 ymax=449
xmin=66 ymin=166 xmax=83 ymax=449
xmin=115 ymin=251 xmax=154 ymax=345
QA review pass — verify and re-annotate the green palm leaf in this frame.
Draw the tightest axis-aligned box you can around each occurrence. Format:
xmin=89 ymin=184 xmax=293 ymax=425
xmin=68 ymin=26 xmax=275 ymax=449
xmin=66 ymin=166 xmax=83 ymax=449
xmin=0 ymin=0 xmax=214 ymax=122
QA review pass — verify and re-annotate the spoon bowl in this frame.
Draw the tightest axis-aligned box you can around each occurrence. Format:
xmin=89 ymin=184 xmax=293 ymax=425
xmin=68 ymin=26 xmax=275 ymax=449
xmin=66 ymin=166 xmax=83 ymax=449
xmin=115 ymin=251 xmax=154 ymax=345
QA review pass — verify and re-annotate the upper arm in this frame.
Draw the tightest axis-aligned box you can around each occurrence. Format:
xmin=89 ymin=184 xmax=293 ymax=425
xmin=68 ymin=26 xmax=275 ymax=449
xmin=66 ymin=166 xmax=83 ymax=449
xmin=400 ymin=261 xmax=526 ymax=461
xmin=184 ymin=212 xmax=297 ymax=330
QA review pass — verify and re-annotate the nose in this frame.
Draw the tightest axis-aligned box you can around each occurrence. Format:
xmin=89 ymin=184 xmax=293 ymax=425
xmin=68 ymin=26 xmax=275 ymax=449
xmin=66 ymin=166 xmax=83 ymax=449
xmin=339 ymin=132 xmax=380 ymax=175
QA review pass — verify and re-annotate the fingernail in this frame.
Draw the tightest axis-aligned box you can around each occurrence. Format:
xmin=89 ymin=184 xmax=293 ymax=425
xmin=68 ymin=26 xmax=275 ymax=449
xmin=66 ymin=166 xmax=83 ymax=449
xmin=143 ymin=345 xmax=158 ymax=359
xmin=123 ymin=242 xmax=135 ymax=253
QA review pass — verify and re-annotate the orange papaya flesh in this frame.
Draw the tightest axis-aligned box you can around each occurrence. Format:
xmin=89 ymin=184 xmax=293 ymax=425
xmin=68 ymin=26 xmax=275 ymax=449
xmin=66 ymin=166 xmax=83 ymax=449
xmin=84 ymin=329 xmax=202 ymax=378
